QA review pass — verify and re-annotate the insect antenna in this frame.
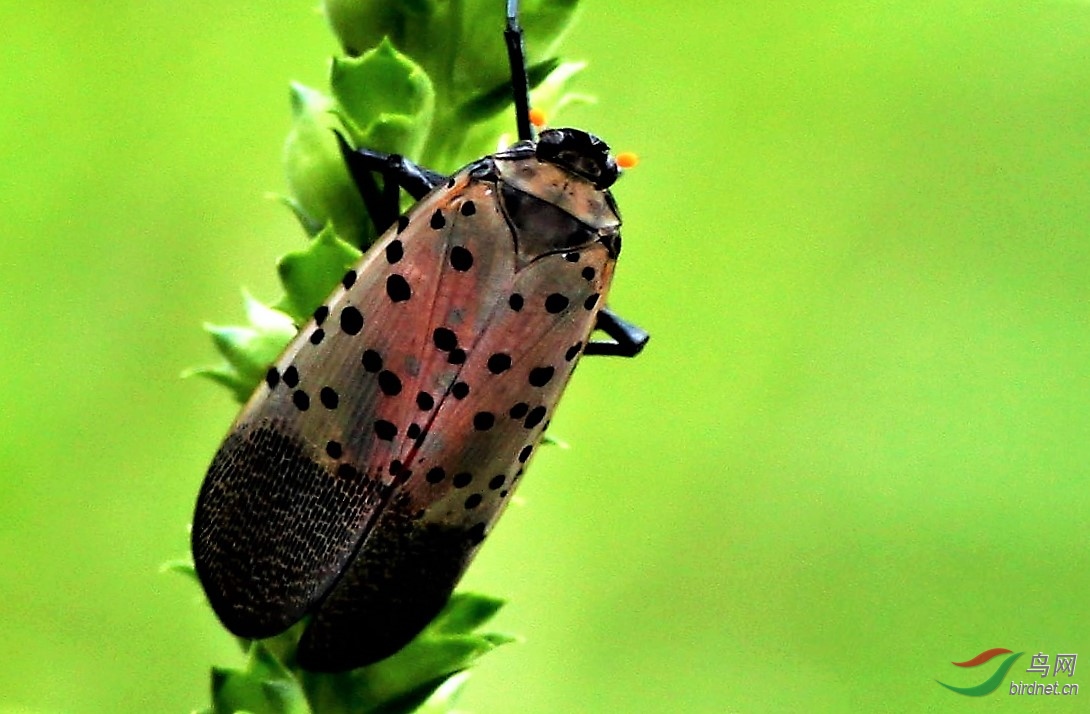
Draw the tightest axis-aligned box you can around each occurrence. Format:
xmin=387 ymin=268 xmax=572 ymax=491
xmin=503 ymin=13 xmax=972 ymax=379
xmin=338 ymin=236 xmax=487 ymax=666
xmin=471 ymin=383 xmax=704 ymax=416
xmin=504 ymin=0 xmax=534 ymax=142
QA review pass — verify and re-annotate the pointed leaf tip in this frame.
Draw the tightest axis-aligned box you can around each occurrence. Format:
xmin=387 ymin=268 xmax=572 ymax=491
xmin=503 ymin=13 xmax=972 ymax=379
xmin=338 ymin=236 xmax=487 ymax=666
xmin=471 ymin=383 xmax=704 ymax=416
xmin=275 ymin=224 xmax=362 ymax=322
xmin=330 ymin=40 xmax=435 ymax=156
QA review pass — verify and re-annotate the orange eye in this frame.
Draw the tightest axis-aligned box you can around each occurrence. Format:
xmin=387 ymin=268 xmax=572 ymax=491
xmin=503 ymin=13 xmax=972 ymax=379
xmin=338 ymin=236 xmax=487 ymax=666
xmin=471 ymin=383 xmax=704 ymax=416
xmin=616 ymin=152 xmax=639 ymax=169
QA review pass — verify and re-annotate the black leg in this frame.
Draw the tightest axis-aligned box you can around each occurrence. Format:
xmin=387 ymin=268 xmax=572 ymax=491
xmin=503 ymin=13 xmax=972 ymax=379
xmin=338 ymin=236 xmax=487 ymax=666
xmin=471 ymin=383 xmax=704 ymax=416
xmin=585 ymin=307 xmax=649 ymax=358
xmin=504 ymin=0 xmax=533 ymax=142
xmin=336 ymin=132 xmax=446 ymax=200
xmin=336 ymin=132 xmax=395 ymax=234
xmin=336 ymin=131 xmax=448 ymax=234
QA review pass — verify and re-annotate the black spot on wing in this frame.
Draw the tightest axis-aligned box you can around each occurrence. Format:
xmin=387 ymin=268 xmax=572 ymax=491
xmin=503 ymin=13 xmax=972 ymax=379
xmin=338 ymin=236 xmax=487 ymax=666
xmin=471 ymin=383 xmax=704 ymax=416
xmin=374 ymin=420 xmax=397 ymax=440
xmin=524 ymin=406 xmax=546 ymax=429
xmin=362 ymin=349 xmax=382 ymax=372
xmin=341 ymin=306 xmax=364 ymax=335
xmin=450 ymin=246 xmax=474 ymax=271
xmin=386 ymin=275 xmax=411 ymax=302
xmin=487 ymin=353 xmax=512 ymax=374
xmin=545 ymin=293 xmax=569 ymax=313
xmin=377 ymin=370 xmax=402 ymax=396
xmin=433 ymin=328 xmax=457 ymax=352
xmin=386 ymin=240 xmax=404 ymax=264
xmin=528 ymin=366 xmax=555 ymax=387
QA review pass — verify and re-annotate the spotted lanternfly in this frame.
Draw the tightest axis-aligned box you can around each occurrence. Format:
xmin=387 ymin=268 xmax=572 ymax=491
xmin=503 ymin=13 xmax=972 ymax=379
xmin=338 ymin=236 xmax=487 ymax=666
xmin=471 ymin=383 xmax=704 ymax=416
xmin=192 ymin=0 xmax=648 ymax=672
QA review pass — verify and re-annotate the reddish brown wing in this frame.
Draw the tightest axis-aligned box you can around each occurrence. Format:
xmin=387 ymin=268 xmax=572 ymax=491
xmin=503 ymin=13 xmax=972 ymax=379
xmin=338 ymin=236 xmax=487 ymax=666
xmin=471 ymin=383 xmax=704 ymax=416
xmin=296 ymin=195 xmax=617 ymax=671
xmin=192 ymin=169 xmax=500 ymax=639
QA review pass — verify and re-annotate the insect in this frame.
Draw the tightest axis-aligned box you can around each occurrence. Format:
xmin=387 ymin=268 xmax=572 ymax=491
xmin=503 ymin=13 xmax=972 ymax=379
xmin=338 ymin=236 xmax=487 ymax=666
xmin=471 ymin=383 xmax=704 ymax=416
xmin=192 ymin=0 xmax=648 ymax=672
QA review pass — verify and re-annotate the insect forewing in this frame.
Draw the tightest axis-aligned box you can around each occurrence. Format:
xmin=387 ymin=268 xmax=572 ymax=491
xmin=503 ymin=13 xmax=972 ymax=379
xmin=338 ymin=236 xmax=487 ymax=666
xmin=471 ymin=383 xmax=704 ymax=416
xmin=296 ymin=201 xmax=617 ymax=669
xmin=193 ymin=170 xmax=496 ymax=638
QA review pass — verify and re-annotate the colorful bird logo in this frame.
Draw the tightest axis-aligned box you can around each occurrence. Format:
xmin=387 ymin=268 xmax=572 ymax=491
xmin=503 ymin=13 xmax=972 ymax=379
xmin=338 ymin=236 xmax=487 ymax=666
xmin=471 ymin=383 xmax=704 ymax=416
xmin=937 ymin=648 xmax=1024 ymax=696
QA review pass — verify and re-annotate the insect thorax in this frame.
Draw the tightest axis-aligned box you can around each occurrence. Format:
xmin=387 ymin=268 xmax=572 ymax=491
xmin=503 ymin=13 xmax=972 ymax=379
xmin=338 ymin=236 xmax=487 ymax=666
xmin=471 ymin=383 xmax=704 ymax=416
xmin=490 ymin=143 xmax=622 ymax=267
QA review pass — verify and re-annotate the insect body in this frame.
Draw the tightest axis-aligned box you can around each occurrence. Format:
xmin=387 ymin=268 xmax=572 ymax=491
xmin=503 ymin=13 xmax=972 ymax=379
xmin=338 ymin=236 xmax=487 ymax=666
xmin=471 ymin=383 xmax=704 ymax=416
xmin=192 ymin=0 xmax=647 ymax=672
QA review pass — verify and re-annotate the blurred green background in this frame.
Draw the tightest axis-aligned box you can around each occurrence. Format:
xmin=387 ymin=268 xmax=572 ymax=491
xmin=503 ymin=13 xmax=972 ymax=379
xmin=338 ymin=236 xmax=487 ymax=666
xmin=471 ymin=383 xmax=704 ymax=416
xmin=2 ymin=0 xmax=1088 ymax=711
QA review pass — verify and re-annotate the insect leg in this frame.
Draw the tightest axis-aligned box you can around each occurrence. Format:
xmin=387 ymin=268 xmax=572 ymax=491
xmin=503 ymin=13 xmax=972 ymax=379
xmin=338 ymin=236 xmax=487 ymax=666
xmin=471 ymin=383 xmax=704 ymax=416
xmin=504 ymin=0 xmax=533 ymax=142
xmin=356 ymin=149 xmax=447 ymax=200
xmin=336 ymin=131 xmax=448 ymax=233
xmin=585 ymin=307 xmax=650 ymax=358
